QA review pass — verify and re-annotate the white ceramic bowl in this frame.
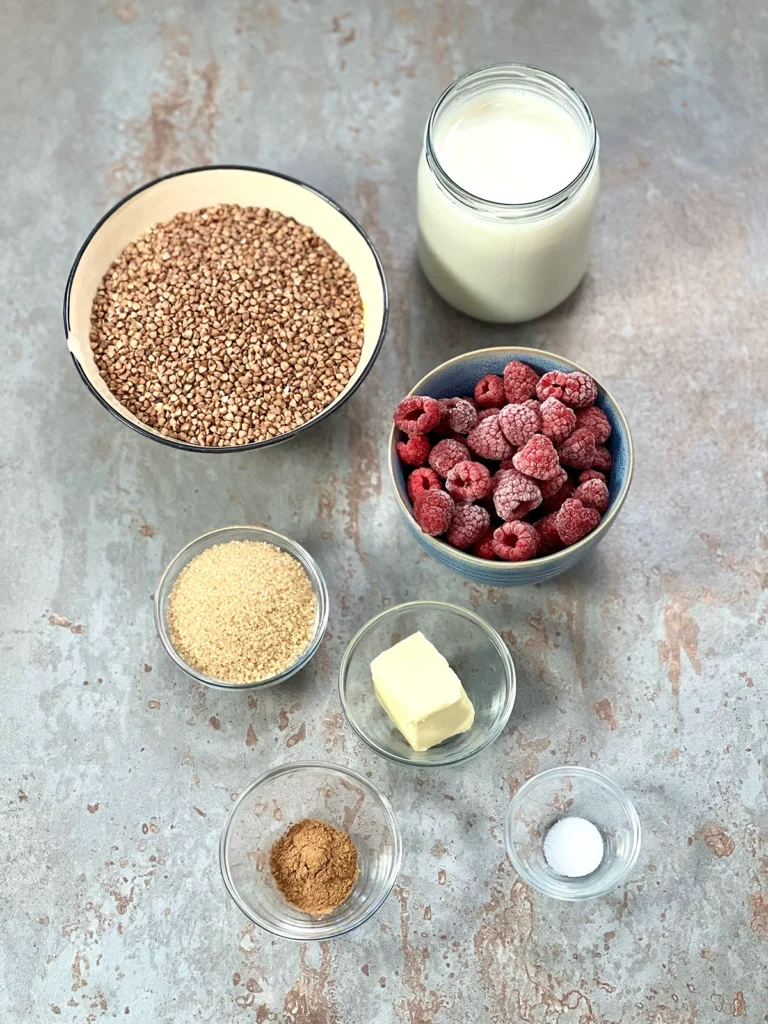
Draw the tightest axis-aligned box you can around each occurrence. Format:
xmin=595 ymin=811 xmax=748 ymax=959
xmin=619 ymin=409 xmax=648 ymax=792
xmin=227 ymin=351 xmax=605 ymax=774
xmin=64 ymin=165 xmax=388 ymax=452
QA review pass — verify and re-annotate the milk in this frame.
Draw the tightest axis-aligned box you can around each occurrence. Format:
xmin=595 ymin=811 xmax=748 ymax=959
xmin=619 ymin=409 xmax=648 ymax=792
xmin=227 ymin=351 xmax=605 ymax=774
xmin=418 ymin=65 xmax=600 ymax=323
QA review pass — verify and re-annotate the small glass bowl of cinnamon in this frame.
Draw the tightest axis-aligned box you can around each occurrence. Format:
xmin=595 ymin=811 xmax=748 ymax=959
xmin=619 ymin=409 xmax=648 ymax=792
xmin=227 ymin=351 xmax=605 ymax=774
xmin=220 ymin=761 xmax=402 ymax=940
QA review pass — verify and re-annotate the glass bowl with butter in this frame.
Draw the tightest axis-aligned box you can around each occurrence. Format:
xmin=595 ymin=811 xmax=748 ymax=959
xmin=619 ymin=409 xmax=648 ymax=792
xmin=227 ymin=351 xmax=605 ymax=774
xmin=339 ymin=601 xmax=516 ymax=767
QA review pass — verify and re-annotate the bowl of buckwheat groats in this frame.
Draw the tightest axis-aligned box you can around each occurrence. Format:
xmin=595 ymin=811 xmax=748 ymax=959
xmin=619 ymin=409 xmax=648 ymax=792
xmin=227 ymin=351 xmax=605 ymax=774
xmin=388 ymin=348 xmax=633 ymax=586
xmin=64 ymin=165 xmax=388 ymax=451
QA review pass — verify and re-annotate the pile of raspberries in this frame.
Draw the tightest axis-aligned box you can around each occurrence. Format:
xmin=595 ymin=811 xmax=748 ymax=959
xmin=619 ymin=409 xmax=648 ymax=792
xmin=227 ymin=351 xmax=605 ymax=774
xmin=393 ymin=360 xmax=613 ymax=562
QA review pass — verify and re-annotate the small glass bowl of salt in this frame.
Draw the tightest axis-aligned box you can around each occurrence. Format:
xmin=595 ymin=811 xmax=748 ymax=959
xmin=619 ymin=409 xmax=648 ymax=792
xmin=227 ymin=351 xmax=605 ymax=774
xmin=505 ymin=767 xmax=641 ymax=900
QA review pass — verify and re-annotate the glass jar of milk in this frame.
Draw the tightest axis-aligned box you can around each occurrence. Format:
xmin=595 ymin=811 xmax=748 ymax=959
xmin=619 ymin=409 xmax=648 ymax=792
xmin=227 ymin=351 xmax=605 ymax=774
xmin=418 ymin=64 xmax=599 ymax=323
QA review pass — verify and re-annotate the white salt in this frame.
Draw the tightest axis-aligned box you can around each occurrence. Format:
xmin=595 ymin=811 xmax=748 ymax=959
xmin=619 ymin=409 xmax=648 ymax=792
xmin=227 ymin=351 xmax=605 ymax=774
xmin=543 ymin=816 xmax=604 ymax=877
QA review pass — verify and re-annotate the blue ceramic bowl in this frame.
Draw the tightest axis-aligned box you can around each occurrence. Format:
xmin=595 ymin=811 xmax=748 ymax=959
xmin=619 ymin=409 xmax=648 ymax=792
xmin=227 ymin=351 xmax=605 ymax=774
xmin=388 ymin=347 xmax=633 ymax=586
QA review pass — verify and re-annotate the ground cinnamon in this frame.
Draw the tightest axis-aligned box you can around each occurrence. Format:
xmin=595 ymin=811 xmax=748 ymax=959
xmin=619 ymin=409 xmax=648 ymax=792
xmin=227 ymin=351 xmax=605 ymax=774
xmin=269 ymin=818 xmax=358 ymax=915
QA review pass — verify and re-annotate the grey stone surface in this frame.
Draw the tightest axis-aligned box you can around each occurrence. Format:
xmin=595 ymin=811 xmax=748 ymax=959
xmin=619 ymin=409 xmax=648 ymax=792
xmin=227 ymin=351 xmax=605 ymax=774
xmin=1 ymin=0 xmax=766 ymax=1020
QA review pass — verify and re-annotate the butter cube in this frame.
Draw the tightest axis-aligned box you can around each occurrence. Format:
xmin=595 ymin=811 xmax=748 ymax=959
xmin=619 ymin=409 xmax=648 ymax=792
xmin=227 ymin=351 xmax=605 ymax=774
xmin=370 ymin=631 xmax=475 ymax=751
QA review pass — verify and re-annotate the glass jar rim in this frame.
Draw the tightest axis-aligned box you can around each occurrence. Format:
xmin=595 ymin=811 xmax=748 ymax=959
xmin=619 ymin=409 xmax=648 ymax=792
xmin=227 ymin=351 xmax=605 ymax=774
xmin=424 ymin=62 xmax=599 ymax=216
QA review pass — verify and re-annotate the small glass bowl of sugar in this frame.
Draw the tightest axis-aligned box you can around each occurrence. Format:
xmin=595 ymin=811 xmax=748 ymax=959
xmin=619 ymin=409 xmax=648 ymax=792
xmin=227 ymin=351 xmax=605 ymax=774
xmin=505 ymin=767 xmax=641 ymax=900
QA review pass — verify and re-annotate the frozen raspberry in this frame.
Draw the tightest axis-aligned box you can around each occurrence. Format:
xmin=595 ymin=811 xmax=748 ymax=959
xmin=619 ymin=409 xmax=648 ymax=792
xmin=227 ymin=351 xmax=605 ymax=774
xmin=474 ymin=374 xmax=506 ymax=408
xmin=396 ymin=435 xmax=430 ymax=467
xmin=492 ymin=469 xmax=542 ymax=521
xmin=540 ymin=477 xmax=576 ymax=514
xmin=539 ymin=396 xmax=576 ymax=444
xmin=562 ymin=371 xmax=598 ymax=408
xmin=592 ymin=445 xmax=613 ymax=472
xmin=579 ymin=469 xmax=606 ymax=485
xmin=512 ymin=434 xmax=560 ymax=481
xmin=477 ymin=406 xmax=502 ymax=421
xmin=406 ymin=467 xmax=441 ymax=502
xmin=574 ymin=478 xmax=610 ymax=514
xmin=536 ymin=370 xmax=569 ymax=403
xmin=466 ymin=414 xmax=513 ymax=461
xmin=471 ymin=526 xmax=498 ymax=560
xmin=539 ymin=464 xmax=568 ymax=498
xmin=503 ymin=361 xmax=540 ymax=404
xmin=429 ymin=438 xmax=470 ymax=478
xmin=537 ymin=370 xmax=597 ymax=408
xmin=445 ymin=460 xmax=492 ymax=501
xmin=557 ymin=428 xmax=597 ymax=469
xmin=492 ymin=521 xmax=539 ymax=562
xmin=535 ymin=512 xmax=564 ymax=556
xmin=575 ymin=405 xmax=611 ymax=444
xmin=394 ymin=395 xmax=441 ymax=436
xmin=499 ymin=402 xmax=542 ymax=447
xmin=437 ymin=397 xmax=478 ymax=435
xmin=413 ymin=489 xmax=454 ymax=536
xmin=556 ymin=498 xmax=601 ymax=545
xmin=446 ymin=503 xmax=491 ymax=550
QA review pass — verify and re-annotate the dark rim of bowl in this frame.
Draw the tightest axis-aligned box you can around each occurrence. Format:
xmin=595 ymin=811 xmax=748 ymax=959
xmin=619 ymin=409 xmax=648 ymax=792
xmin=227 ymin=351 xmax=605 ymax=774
xmin=388 ymin=346 xmax=634 ymax=570
xmin=63 ymin=164 xmax=389 ymax=454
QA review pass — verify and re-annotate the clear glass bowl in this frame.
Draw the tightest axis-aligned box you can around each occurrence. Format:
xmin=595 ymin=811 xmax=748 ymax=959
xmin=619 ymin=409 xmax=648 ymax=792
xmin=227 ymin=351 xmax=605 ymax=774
xmin=505 ymin=766 xmax=641 ymax=900
xmin=338 ymin=601 xmax=516 ymax=767
xmin=154 ymin=525 xmax=329 ymax=691
xmin=219 ymin=761 xmax=402 ymax=940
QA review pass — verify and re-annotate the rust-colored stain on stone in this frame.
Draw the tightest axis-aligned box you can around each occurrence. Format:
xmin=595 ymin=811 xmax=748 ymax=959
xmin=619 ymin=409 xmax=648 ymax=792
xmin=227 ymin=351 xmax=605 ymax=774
xmin=277 ymin=701 xmax=301 ymax=731
xmin=147 ymin=700 xmax=160 ymax=710
xmin=48 ymin=613 xmax=85 ymax=634
xmin=286 ymin=722 xmax=306 ymax=748
xmin=331 ymin=14 xmax=356 ymax=46
xmin=139 ymin=523 xmax=156 ymax=537
xmin=474 ymin=874 xmax=601 ymax=1019
xmin=593 ymin=697 xmax=618 ymax=730
xmin=394 ymin=884 xmax=443 ymax=1024
xmin=106 ymin=29 xmax=220 ymax=195
xmin=692 ymin=822 xmax=735 ymax=858
xmin=282 ymin=942 xmax=337 ymax=1024
xmin=748 ymin=858 xmax=768 ymax=941
xmin=87 ymin=803 xmax=100 ymax=814
xmin=113 ymin=2 xmax=137 ymax=22
xmin=658 ymin=595 xmax=702 ymax=698
xmin=731 ymin=991 xmax=747 ymax=1016
xmin=245 ymin=724 xmax=258 ymax=747
xmin=509 ymin=727 xmax=551 ymax=782
xmin=322 ymin=712 xmax=346 ymax=754
xmin=209 ymin=716 xmax=221 ymax=731
xmin=71 ymin=951 xmax=89 ymax=991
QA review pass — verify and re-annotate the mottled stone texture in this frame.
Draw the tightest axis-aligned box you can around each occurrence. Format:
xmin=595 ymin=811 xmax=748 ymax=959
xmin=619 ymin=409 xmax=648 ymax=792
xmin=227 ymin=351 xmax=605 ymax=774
xmin=1 ymin=0 xmax=766 ymax=1020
